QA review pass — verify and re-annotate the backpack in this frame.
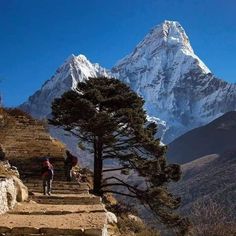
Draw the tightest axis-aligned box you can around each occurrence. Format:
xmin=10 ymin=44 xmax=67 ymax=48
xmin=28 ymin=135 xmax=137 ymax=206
xmin=72 ymin=156 xmax=78 ymax=167
xmin=65 ymin=152 xmax=78 ymax=167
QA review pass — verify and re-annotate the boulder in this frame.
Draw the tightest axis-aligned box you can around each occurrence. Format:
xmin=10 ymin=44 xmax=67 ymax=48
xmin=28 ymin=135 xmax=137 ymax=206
xmin=12 ymin=176 xmax=28 ymax=202
xmin=0 ymin=177 xmax=17 ymax=214
xmin=127 ymin=214 xmax=143 ymax=224
xmin=106 ymin=211 xmax=117 ymax=225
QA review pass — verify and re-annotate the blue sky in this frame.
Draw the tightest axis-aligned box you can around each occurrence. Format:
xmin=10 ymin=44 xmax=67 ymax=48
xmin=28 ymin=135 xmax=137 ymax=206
xmin=0 ymin=0 xmax=236 ymax=106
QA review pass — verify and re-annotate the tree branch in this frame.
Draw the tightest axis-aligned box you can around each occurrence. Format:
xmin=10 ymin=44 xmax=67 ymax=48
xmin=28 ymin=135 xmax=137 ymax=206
xmin=101 ymin=183 xmax=129 ymax=188
xmin=102 ymin=176 xmax=143 ymax=195
xmin=101 ymin=190 xmax=138 ymax=198
xmin=102 ymin=166 xmax=130 ymax=172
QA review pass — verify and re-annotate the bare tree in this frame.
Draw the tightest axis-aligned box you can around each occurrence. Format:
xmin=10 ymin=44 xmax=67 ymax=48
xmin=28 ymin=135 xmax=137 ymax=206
xmin=190 ymin=199 xmax=236 ymax=236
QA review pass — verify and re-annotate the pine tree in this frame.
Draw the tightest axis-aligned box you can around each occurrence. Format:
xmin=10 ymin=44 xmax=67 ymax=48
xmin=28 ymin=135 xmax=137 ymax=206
xmin=50 ymin=77 xmax=191 ymax=235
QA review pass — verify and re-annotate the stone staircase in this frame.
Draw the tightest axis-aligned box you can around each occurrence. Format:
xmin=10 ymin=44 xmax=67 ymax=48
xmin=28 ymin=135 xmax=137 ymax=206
xmin=0 ymin=179 xmax=108 ymax=236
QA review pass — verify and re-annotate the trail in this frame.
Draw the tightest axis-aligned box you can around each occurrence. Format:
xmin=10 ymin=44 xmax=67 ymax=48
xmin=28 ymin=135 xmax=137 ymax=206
xmin=0 ymin=180 xmax=108 ymax=236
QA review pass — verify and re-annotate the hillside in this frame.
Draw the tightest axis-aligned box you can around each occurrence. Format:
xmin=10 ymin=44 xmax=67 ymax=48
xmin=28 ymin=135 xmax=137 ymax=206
xmin=167 ymin=111 xmax=236 ymax=164
xmin=172 ymin=151 xmax=236 ymax=215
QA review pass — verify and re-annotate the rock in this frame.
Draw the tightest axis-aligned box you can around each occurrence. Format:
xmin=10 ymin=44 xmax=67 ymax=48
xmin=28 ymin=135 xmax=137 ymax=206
xmin=0 ymin=177 xmax=17 ymax=214
xmin=103 ymin=193 xmax=118 ymax=206
xmin=106 ymin=211 xmax=117 ymax=225
xmin=0 ymin=161 xmax=19 ymax=177
xmin=127 ymin=214 xmax=143 ymax=224
xmin=12 ymin=176 xmax=28 ymax=202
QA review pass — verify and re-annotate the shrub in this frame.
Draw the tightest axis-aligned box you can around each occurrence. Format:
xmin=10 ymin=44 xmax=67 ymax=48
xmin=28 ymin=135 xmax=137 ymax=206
xmin=104 ymin=198 xmax=137 ymax=216
xmin=117 ymin=215 xmax=160 ymax=236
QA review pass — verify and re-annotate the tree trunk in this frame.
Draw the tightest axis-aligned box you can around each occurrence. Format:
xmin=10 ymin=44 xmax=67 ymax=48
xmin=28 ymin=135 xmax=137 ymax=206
xmin=93 ymin=136 xmax=103 ymax=195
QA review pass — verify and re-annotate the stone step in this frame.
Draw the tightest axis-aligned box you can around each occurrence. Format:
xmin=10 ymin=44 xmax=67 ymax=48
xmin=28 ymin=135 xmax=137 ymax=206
xmin=29 ymin=189 xmax=89 ymax=195
xmin=25 ymin=182 xmax=89 ymax=190
xmin=9 ymin=203 xmax=105 ymax=215
xmin=0 ymin=212 xmax=107 ymax=235
xmin=0 ymin=227 xmax=106 ymax=235
xmin=24 ymin=180 xmax=82 ymax=185
xmin=33 ymin=198 xmax=101 ymax=205
xmin=24 ymin=181 xmax=90 ymax=194
xmin=31 ymin=194 xmax=101 ymax=205
xmin=25 ymin=179 xmax=86 ymax=183
xmin=25 ymin=182 xmax=88 ymax=186
xmin=25 ymin=182 xmax=89 ymax=189
xmin=24 ymin=180 xmax=86 ymax=185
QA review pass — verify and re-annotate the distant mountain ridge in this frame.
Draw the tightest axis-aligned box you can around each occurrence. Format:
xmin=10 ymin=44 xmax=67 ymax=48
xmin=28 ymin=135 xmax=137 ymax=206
xmin=167 ymin=111 xmax=236 ymax=164
xmin=20 ymin=20 xmax=236 ymax=143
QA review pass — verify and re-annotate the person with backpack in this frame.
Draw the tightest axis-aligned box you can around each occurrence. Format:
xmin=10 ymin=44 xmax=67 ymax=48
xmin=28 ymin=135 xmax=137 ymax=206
xmin=41 ymin=157 xmax=54 ymax=195
xmin=64 ymin=151 xmax=78 ymax=181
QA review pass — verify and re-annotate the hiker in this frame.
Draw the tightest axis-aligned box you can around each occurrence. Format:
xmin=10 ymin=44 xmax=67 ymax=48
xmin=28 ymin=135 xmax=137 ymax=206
xmin=64 ymin=151 xmax=78 ymax=181
xmin=41 ymin=157 xmax=54 ymax=195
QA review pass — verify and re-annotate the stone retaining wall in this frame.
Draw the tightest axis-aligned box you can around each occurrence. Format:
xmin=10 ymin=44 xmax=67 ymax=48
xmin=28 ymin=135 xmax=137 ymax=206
xmin=0 ymin=108 xmax=66 ymax=178
xmin=0 ymin=111 xmax=65 ymax=160
xmin=0 ymin=177 xmax=17 ymax=214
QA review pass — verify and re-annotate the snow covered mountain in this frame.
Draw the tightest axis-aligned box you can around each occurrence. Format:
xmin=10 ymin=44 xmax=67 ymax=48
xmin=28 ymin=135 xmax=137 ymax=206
xmin=112 ymin=20 xmax=236 ymax=142
xmin=20 ymin=54 xmax=109 ymax=118
xmin=20 ymin=20 xmax=236 ymax=143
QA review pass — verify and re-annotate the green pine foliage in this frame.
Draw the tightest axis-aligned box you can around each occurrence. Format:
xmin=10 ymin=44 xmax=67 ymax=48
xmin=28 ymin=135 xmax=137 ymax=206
xmin=50 ymin=77 xmax=191 ymax=235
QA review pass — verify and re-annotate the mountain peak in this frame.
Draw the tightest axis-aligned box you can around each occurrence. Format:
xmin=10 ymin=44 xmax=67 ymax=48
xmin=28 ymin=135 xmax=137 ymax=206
xmin=111 ymin=21 xmax=236 ymax=143
xmin=113 ymin=20 xmax=197 ymax=70
xmin=161 ymin=20 xmax=184 ymax=30
xmin=66 ymin=54 xmax=89 ymax=64
xmin=114 ymin=20 xmax=210 ymax=75
xmin=76 ymin=54 xmax=89 ymax=61
xmin=20 ymin=55 xmax=109 ymax=118
xmin=148 ymin=20 xmax=193 ymax=53
xmin=65 ymin=54 xmax=76 ymax=62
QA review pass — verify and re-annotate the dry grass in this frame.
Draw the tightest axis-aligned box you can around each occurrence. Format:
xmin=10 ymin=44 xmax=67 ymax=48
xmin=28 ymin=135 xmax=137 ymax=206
xmin=117 ymin=216 xmax=160 ymax=236
xmin=104 ymin=196 xmax=160 ymax=236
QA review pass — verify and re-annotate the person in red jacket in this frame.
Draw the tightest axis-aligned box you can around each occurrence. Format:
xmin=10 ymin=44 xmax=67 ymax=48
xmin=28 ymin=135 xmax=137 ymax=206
xmin=41 ymin=157 xmax=54 ymax=195
xmin=64 ymin=151 xmax=78 ymax=181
